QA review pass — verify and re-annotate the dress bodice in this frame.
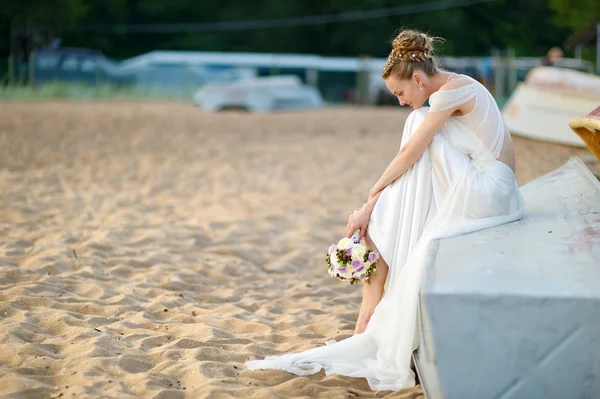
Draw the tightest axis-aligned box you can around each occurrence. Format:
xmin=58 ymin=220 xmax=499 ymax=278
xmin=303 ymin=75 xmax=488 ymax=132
xmin=429 ymin=74 xmax=505 ymax=160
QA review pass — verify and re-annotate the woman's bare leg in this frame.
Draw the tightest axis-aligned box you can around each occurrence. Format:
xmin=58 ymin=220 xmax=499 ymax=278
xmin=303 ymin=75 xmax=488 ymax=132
xmin=354 ymin=231 xmax=389 ymax=335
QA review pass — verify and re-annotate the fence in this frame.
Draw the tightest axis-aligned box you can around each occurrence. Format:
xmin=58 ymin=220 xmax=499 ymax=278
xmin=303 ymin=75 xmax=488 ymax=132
xmin=1 ymin=48 xmax=596 ymax=105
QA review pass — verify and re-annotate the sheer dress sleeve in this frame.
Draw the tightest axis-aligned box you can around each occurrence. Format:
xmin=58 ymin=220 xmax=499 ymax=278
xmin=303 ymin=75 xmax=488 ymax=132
xmin=428 ymin=84 xmax=476 ymax=113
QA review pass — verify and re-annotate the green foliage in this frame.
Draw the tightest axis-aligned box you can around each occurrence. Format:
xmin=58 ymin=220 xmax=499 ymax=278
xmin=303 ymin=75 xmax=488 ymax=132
xmin=0 ymin=0 xmax=89 ymax=30
xmin=550 ymin=0 xmax=600 ymax=31
xmin=0 ymin=0 xmax=590 ymax=59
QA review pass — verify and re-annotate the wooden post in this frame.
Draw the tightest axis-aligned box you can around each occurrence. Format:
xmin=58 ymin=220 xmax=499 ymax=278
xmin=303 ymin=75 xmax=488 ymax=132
xmin=507 ymin=47 xmax=517 ymax=94
xmin=305 ymin=68 xmax=318 ymax=88
xmin=596 ymin=22 xmax=600 ymax=75
xmin=492 ymin=47 xmax=504 ymax=100
xmin=8 ymin=54 xmax=14 ymax=85
xmin=356 ymin=55 xmax=370 ymax=105
xmin=9 ymin=21 xmax=15 ymax=85
xmin=96 ymin=53 xmax=101 ymax=97
xmin=270 ymin=57 xmax=279 ymax=76
xmin=28 ymin=50 xmax=35 ymax=86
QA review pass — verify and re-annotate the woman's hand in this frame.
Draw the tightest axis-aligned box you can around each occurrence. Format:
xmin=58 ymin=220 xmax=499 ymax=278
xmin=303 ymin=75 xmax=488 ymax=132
xmin=346 ymin=205 xmax=371 ymax=240
xmin=354 ymin=303 xmax=376 ymax=335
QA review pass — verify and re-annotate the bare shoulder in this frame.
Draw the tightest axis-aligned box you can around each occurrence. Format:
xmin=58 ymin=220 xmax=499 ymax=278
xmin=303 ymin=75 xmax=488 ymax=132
xmin=435 ymin=74 xmax=478 ymax=116
xmin=439 ymin=74 xmax=476 ymax=92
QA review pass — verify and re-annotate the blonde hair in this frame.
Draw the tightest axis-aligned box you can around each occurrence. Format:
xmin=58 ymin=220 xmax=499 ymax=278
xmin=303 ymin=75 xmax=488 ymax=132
xmin=381 ymin=29 xmax=444 ymax=80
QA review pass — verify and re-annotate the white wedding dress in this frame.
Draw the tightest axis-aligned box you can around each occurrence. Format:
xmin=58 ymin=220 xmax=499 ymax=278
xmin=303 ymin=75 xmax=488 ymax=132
xmin=246 ymin=75 xmax=525 ymax=391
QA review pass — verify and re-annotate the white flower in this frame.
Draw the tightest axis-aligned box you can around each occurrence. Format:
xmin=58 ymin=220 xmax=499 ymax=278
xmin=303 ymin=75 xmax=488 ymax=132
xmin=330 ymin=253 xmax=340 ymax=269
xmin=351 ymin=244 xmax=367 ymax=260
xmin=337 ymin=238 xmax=353 ymax=250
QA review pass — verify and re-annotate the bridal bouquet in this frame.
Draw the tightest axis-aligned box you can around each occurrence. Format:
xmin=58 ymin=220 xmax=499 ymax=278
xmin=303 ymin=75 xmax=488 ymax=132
xmin=326 ymin=229 xmax=379 ymax=285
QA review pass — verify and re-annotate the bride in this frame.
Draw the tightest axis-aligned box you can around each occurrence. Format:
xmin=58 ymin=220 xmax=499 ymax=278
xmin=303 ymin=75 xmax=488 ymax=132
xmin=247 ymin=29 xmax=525 ymax=391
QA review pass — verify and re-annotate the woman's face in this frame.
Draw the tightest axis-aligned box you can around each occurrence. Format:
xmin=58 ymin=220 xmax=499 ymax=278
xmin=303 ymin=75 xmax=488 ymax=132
xmin=384 ymin=73 xmax=427 ymax=109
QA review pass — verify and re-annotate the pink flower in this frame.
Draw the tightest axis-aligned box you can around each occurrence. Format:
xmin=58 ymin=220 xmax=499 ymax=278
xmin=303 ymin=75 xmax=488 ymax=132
xmin=351 ymin=259 xmax=365 ymax=273
xmin=368 ymin=252 xmax=379 ymax=263
xmin=328 ymin=244 xmax=337 ymax=255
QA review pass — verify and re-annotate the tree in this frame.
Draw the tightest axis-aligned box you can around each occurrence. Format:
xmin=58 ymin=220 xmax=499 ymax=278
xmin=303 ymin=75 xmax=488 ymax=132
xmin=550 ymin=0 xmax=600 ymax=32
xmin=0 ymin=0 xmax=579 ymax=60
xmin=1 ymin=0 xmax=89 ymax=56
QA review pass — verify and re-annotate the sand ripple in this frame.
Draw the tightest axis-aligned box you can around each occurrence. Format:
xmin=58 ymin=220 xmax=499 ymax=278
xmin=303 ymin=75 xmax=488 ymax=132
xmin=1 ymin=102 xmax=595 ymax=398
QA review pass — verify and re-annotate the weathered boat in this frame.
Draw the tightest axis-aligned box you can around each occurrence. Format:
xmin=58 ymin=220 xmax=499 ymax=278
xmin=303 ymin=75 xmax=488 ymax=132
xmin=502 ymin=67 xmax=600 ymax=147
xmin=414 ymin=107 xmax=600 ymax=398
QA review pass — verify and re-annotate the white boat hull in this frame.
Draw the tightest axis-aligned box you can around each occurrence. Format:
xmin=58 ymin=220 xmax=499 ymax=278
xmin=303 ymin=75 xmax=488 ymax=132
xmin=502 ymin=83 xmax=599 ymax=147
xmin=415 ymin=156 xmax=600 ymax=399
xmin=502 ymin=67 xmax=600 ymax=147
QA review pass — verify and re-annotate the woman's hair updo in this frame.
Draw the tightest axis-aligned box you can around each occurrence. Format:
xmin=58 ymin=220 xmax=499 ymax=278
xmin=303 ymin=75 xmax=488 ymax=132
xmin=381 ymin=29 xmax=443 ymax=80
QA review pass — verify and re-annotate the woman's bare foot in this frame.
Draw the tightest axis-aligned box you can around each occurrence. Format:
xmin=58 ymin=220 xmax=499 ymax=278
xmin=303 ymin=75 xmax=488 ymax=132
xmin=353 ymin=231 xmax=390 ymax=335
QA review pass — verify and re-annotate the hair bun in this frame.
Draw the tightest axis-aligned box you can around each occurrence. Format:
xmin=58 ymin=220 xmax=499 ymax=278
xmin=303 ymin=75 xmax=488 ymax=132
xmin=390 ymin=30 xmax=440 ymax=63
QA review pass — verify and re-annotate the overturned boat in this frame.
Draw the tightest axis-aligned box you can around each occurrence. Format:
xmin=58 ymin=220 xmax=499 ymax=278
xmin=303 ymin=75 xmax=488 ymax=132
xmin=502 ymin=66 xmax=600 ymax=147
xmin=414 ymin=108 xmax=600 ymax=399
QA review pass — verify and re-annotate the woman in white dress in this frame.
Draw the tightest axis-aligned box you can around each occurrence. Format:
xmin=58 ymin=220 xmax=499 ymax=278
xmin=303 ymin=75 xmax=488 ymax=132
xmin=247 ymin=29 xmax=525 ymax=391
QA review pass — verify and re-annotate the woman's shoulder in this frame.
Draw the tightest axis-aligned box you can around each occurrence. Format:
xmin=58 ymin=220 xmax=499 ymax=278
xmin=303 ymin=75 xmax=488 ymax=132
xmin=439 ymin=73 xmax=477 ymax=93
xmin=430 ymin=75 xmax=477 ymax=103
xmin=427 ymin=74 xmax=484 ymax=113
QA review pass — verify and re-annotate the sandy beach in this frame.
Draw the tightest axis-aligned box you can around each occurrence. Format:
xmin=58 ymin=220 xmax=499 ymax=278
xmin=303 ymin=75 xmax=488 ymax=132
xmin=0 ymin=102 xmax=597 ymax=398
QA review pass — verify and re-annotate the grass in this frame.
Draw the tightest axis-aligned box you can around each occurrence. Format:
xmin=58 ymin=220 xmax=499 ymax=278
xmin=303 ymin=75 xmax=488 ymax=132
xmin=0 ymin=82 xmax=197 ymax=102
xmin=0 ymin=80 xmax=511 ymax=109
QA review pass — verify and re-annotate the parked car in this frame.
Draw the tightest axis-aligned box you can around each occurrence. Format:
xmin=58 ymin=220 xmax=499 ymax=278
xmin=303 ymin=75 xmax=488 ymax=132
xmin=192 ymin=75 xmax=324 ymax=112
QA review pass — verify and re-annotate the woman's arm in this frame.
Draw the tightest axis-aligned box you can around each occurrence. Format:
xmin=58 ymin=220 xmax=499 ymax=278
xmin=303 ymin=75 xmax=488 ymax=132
xmin=368 ymin=107 xmax=456 ymax=200
xmin=364 ymin=190 xmax=382 ymax=214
